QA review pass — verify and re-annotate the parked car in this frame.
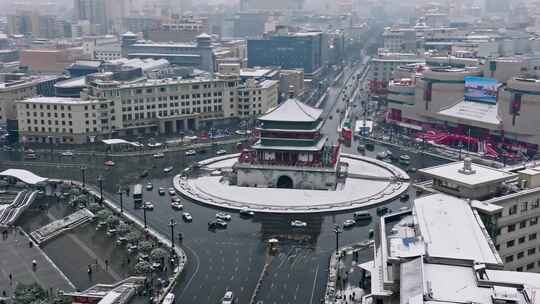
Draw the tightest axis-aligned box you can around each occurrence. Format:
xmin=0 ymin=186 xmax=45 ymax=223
xmin=145 ymin=183 xmax=153 ymax=190
xmin=216 ymin=149 xmax=227 ymax=155
xmin=222 ymin=291 xmax=234 ymax=304
xmin=239 ymin=208 xmax=255 ymax=217
xmin=353 ymin=211 xmax=372 ymax=221
xmin=163 ymin=166 xmax=173 ymax=173
xmin=168 ymin=188 xmax=176 ymax=195
xmin=60 ymin=151 xmax=74 ymax=157
xmin=142 ymin=202 xmax=154 ymax=210
xmin=185 ymin=150 xmax=197 ymax=156
xmin=153 ymin=152 xmax=165 ymax=159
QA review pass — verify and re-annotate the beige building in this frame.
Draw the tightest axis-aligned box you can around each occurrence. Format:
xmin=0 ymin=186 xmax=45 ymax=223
xmin=237 ymin=79 xmax=278 ymax=119
xmin=16 ymin=97 xmax=104 ymax=144
xmin=0 ymin=76 xmax=51 ymax=125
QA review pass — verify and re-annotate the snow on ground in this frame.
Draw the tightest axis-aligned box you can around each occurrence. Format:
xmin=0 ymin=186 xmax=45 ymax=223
xmin=176 ymin=154 xmax=410 ymax=213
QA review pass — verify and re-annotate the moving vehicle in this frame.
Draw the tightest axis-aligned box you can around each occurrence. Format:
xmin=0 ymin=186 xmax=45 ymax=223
xmin=376 ymin=152 xmax=387 ymax=160
xmin=145 ymin=183 xmax=153 ymax=190
xmin=158 ymin=187 xmax=166 ymax=195
xmin=343 ymin=219 xmax=356 ymax=228
xmin=153 ymin=152 xmax=165 ymax=159
xmin=24 ymin=153 xmax=38 ymax=160
xmin=208 ymin=219 xmax=227 ymax=228
xmin=171 ymin=202 xmax=183 ymax=210
xmin=239 ymin=208 xmax=255 ymax=217
xmin=399 ymin=154 xmax=411 ymax=165
xmin=140 ymin=170 xmax=149 ymax=178
xmin=182 ymin=212 xmax=193 ymax=222
xmin=60 ymin=151 xmax=74 ymax=157
xmin=222 ymin=291 xmax=234 ymax=304
xmin=353 ymin=211 xmax=372 ymax=221
xmin=185 ymin=150 xmax=197 ymax=156
xmin=168 ymin=188 xmax=176 ymax=195
xmin=133 ymin=184 xmax=143 ymax=203
xmin=357 ymin=144 xmax=365 ymax=152
xmin=163 ymin=166 xmax=173 ymax=173
xmin=291 ymin=220 xmax=307 ymax=228
xmin=216 ymin=149 xmax=227 ymax=155
xmin=142 ymin=201 xmax=154 ymax=210
xmin=104 ymin=160 xmax=115 ymax=166
xmin=216 ymin=212 xmax=231 ymax=221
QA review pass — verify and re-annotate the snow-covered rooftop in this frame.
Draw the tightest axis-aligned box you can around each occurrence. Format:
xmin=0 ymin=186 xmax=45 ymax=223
xmin=259 ymin=98 xmax=322 ymax=123
xmin=437 ymin=100 xmax=500 ymax=127
xmin=414 ymin=193 xmax=501 ymax=264
xmin=419 ymin=161 xmax=516 ymax=187
xmin=0 ymin=169 xmax=48 ymax=185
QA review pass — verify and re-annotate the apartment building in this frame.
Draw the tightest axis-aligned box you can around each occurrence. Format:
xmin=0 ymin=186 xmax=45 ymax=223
xmin=237 ymin=79 xmax=279 ymax=119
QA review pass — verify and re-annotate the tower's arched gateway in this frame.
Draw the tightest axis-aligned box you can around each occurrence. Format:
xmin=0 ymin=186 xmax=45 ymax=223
xmin=276 ymin=175 xmax=293 ymax=189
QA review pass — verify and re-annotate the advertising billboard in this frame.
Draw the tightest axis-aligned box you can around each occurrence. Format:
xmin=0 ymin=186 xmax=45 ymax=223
xmin=464 ymin=76 xmax=500 ymax=104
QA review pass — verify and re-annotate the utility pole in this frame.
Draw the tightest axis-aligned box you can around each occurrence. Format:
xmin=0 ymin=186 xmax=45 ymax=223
xmin=118 ymin=187 xmax=124 ymax=213
xmin=334 ymin=224 xmax=343 ymax=255
xmin=97 ymin=175 xmax=104 ymax=205
xmin=169 ymin=219 xmax=177 ymax=253
xmin=80 ymin=166 xmax=87 ymax=188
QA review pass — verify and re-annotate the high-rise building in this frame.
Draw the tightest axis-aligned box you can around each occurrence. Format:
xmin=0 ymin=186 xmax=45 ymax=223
xmin=73 ymin=0 xmax=108 ymax=34
xmin=247 ymin=31 xmax=324 ymax=78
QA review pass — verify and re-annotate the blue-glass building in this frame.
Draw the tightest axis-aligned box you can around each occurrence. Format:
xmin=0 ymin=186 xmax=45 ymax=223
xmin=247 ymin=32 xmax=323 ymax=77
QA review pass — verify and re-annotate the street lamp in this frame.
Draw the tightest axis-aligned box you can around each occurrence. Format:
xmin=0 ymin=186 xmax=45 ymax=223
xmin=97 ymin=175 xmax=104 ymax=205
xmin=80 ymin=166 xmax=87 ymax=188
xmin=143 ymin=207 xmax=147 ymax=229
xmin=168 ymin=219 xmax=177 ymax=253
xmin=333 ymin=224 xmax=343 ymax=255
xmin=458 ymin=142 xmax=464 ymax=161
xmin=117 ymin=186 xmax=124 ymax=213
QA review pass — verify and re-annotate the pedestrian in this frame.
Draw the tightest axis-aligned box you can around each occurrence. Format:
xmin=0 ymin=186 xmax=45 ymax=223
xmin=127 ymin=258 xmax=130 ymax=265
xmin=32 ymin=259 xmax=37 ymax=270
xmin=105 ymin=259 xmax=109 ymax=271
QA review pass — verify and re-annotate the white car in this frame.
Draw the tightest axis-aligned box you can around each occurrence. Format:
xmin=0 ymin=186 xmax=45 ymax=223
xmin=153 ymin=152 xmax=165 ymax=158
xmin=216 ymin=149 xmax=227 ymax=155
xmin=60 ymin=151 xmax=74 ymax=157
xmin=168 ymin=188 xmax=176 ymax=195
xmin=343 ymin=219 xmax=356 ymax=228
xmin=291 ymin=220 xmax=307 ymax=228
xmin=216 ymin=212 xmax=232 ymax=221
xmin=147 ymin=142 xmax=163 ymax=148
xmin=222 ymin=291 xmax=234 ymax=304
xmin=145 ymin=183 xmax=153 ymax=190
xmin=185 ymin=149 xmax=197 ymax=156
xmin=163 ymin=166 xmax=173 ymax=173
xmin=182 ymin=212 xmax=193 ymax=221
xmin=142 ymin=202 xmax=154 ymax=210
xmin=171 ymin=202 xmax=183 ymax=210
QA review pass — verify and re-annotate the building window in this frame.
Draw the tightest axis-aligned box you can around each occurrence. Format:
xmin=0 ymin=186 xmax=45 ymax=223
xmin=528 ymin=248 xmax=536 ymax=255
xmin=519 ymin=236 xmax=525 ymax=244
xmin=521 ymin=202 xmax=528 ymax=213
xmin=517 ymin=267 xmax=523 ymax=272
xmin=520 ymin=221 xmax=527 ymax=229
xmin=508 ymin=224 xmax=516 ymax=232
xmin=509 ymin=205 xmax=517 ymax=215
xmin=531 ymin=217 xmax=538 ymax=225
xmin=530 ymin=233 xmax=537 ymax=241
xmin=518 ymin=252 xmax=524 ymax=259
xmin=507 ymin=240 xmax=515 ymax=248
xmin=533 ymin=199 xmax=540 ymax=209
xmin=506 ymin=255 xmax=514 ymax=263
xmin=527 ymin=263 xmax=535 ymax=270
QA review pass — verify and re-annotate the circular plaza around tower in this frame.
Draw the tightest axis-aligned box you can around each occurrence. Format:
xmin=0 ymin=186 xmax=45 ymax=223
xmin=173 ymin=153 xmax=410 ymax=213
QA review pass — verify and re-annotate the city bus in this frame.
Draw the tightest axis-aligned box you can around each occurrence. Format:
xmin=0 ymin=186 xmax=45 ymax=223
xmin=133 ymin=184 xmax=143 ymax=203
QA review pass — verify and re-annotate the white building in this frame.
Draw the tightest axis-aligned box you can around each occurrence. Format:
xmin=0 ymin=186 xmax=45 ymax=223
xmin=417 ymin=160 xmax=540 ymax=273
xmin=365 ymin=192 xmax=540 ymax=304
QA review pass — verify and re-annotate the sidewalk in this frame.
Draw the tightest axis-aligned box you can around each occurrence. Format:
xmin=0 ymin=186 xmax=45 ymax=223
xmin=0 ymin=227 xmax=75 ymax=297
